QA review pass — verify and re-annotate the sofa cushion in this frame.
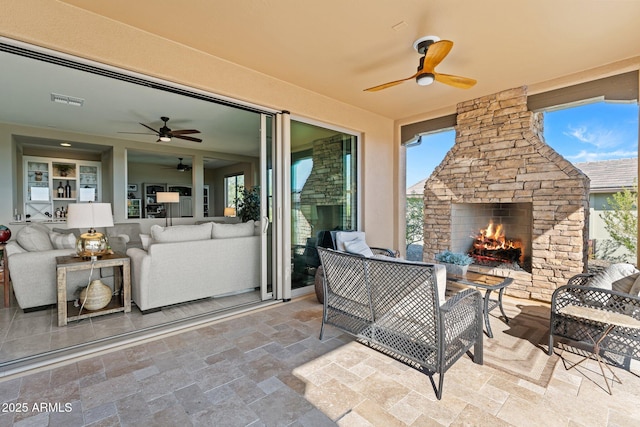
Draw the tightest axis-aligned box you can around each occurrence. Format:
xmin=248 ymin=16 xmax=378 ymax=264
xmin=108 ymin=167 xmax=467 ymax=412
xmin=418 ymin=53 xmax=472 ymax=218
xmin=588 ymin=263 xmax=640 ymax=292
xmin=49 ymin=231 xmax=76 ymax=249
xmin=16 ymin=223 xmax=54 ymax=251
xmin=150 ymin=223 xmax=213 ymax=243
xmin=211 ymin=220 xmax=255 ymax=239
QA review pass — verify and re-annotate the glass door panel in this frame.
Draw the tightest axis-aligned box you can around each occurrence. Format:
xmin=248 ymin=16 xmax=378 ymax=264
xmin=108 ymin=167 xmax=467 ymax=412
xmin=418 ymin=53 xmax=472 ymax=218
xmin=290 ymin=120 xmax=358 ymax=290
xmin=261 ymin=114 xmax=274 ymax=300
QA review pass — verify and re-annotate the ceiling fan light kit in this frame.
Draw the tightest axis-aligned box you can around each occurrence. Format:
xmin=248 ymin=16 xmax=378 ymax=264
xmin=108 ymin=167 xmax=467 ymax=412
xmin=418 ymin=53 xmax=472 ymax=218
xmin=416 ymin=73 xmax=435 ymax=86
xmin=364 ymin=35 xmax=476 ymax=92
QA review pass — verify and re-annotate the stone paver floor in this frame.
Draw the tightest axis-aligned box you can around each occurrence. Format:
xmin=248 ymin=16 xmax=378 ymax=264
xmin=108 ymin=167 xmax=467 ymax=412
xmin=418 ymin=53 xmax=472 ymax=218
xmin=0 ymin=294 xmax=639 ymax=426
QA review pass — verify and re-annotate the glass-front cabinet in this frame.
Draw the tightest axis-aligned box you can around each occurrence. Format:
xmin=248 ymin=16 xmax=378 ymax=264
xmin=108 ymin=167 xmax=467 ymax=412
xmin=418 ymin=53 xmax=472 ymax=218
xmin=203 ymin=185 xmax=210 ymax=217
xmin=127 ymin=199 xmax=141 ymax=219
xmin=143 ymin=183 xmax=166 ymax=218
xmin=23 ymin=156 xmax=102 ymax=221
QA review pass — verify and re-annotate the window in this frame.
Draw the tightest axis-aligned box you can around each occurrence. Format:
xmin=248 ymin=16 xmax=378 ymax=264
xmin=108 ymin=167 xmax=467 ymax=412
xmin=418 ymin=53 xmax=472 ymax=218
xmin=224 ymin=174 xmax=245 ymax=209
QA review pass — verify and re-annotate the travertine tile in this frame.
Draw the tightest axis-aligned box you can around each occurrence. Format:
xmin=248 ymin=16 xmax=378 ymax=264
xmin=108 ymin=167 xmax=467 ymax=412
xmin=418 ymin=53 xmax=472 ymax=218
xmin=1 ymin=294 xmax=639 ymax=426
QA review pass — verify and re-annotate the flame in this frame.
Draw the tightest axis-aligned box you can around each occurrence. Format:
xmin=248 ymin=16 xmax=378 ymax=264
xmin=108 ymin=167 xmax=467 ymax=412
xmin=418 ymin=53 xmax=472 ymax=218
xmin=476 ymin=221 xmax=517 ymax=250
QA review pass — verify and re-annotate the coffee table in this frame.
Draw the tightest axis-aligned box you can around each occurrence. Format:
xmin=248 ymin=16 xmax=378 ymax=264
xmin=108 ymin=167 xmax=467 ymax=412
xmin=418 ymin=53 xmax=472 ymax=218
xmin=446 ymin=270 xmax=514 ymax=338
xmin=56 ymin=252 xmax=131 ymax=326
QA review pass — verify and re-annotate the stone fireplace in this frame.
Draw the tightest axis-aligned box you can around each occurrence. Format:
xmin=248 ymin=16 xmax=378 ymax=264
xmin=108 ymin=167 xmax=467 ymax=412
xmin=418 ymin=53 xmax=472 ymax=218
xmin=423 ymin=86 xmax=590 ymax=301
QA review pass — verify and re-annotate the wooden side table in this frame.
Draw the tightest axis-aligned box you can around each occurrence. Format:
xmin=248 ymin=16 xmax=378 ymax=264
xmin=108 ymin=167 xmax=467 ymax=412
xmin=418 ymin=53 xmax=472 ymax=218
xmin=56 ymin=252 xmax=131 ymax=327
xmin=0 ymin=242 xmax=9 ymax=308
xmin=558 ymin=304 xmax=640 ymax=394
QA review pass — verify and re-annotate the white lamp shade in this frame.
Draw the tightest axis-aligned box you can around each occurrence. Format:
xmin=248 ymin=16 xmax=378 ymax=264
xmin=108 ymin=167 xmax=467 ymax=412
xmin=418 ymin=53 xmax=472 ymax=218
xmin=156 ymin=192 xmax=180 ymax=203
xmin=66 ymin=203 xmax=114 ymax=229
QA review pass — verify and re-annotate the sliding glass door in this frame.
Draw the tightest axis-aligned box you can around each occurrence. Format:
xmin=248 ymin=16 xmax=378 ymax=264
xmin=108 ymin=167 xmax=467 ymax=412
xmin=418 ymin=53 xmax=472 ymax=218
xmin=290 ymin=120 xmax=358 ymax=290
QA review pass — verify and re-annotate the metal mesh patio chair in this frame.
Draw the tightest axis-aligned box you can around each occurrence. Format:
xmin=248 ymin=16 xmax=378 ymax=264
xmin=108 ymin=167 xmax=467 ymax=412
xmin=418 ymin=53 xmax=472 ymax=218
xmin=318 ymin=248 xmax=483 ymax=400
xmin=549 ymin=273 xmax=640 ymax=364
xmin=313 ymin=230 xmax=396 ymax=303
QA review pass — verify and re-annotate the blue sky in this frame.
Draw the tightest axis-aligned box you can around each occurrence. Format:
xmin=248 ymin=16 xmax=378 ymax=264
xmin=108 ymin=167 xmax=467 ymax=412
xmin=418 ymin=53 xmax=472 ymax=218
xmin=406 ymin=101 xmax=639 ymax=188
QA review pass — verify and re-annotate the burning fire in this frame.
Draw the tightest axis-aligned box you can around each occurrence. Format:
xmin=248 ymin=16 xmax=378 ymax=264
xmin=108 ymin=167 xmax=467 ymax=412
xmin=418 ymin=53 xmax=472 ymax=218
xmin=476 ymin=221 xmax=519 ymax=250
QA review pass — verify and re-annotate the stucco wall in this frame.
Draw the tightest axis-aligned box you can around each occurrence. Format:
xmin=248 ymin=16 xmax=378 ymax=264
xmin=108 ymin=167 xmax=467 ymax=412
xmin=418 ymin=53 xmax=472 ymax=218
xmin=0 ymin=0 xmax=396 ymax=248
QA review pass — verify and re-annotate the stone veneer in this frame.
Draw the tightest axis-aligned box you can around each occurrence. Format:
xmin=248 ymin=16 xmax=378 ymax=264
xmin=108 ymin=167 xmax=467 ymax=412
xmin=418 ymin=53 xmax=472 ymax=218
xmin=423 ymin=86 xmax=590 ymax=301
xmin=300 ymin=134 xmax=352 ymax=231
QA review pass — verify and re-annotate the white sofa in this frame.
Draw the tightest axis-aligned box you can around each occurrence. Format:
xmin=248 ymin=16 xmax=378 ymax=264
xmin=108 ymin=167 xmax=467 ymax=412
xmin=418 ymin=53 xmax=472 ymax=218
xmin=5 ymin=223 xmax=119 ymax=310
xmin=126 ymin=221 xmax=261 ymax=312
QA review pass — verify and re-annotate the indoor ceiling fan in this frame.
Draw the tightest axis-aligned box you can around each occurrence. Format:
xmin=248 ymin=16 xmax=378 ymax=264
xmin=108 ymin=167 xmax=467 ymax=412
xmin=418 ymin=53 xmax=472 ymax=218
xmin=120 ymin=116 xmax=202 ymax=143
xmin=170 ymin=158 xmax=192 ymax=172
xmin=364 ymin=36 xmax=477 ymax=92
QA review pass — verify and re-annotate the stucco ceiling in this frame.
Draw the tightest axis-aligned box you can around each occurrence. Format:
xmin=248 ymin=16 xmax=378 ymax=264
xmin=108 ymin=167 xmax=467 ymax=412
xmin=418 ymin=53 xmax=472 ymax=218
xmin=59 ymin=0 xmax=640 ymax=120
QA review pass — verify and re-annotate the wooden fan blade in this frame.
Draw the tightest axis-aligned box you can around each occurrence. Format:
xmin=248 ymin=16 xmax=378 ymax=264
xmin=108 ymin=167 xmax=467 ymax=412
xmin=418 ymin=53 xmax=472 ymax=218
xmin=422 ymin=40 xmax=453 ymax=72
xmin=364 ymin=71 xmax=420 ymax=92
xmin=169 ymin=129 xmax=200 ymax=135
xmin=173 ymin=135 xmax=202 ymax=143
xmin=434 ymin=72 xmax=477 ymax=89
xmin=117 ymin=132 xmax=157 ymax=135
xmin=139 ymin=123 xmax=160 ymax=134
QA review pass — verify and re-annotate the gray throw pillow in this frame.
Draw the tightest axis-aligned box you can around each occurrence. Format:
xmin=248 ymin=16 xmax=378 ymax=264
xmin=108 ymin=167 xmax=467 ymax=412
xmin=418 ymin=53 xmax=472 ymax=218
xmin=343 ymin=238 xmax=374 ymax=257
xmin=588 ymin=263 xmax=639 ymax=292
xmin=49 ymin=231 xmax=76 ymax=249
xmin=16 ymin=224 xmax=54 ymax=252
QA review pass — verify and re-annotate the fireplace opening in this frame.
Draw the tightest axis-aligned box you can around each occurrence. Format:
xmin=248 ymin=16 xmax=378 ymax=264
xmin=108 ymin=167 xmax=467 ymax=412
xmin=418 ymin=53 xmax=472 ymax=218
xmin=450 ymin=202 xmax=532 ymax=272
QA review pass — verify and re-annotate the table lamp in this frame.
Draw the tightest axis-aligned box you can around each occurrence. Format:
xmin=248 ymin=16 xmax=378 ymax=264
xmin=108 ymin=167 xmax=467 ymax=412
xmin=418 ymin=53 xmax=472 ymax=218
xmin=157 ymin=192 xmax=179 ymax=226
xmin=224 ymin=207 xmax=236 ymax=217
xmin=66 ymin=203 xmax=114 ymax=260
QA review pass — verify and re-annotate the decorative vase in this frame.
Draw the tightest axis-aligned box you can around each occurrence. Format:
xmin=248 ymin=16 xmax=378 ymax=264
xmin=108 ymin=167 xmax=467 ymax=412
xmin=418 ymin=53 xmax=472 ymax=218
xmin=79 ymin=280 xmax=112 ymax=310
xmin=443 ymin=263 xmax=468 ymax=277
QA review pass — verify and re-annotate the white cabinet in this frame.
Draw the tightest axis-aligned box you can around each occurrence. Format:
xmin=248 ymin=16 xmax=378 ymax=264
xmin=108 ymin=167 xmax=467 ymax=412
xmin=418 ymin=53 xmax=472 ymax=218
xmin=24 ymin=156 xmax=102 ymax=221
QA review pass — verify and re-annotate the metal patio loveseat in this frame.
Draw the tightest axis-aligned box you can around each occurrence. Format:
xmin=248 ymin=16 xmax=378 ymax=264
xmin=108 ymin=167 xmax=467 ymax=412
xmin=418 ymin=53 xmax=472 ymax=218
xmin=317 ymin=248 xmax=484 ymax=399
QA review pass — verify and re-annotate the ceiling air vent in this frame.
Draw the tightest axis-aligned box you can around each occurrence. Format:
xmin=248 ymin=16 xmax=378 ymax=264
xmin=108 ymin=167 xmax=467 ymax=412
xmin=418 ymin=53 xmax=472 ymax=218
xmin=50 ymin=93 xmax=85 ymax=107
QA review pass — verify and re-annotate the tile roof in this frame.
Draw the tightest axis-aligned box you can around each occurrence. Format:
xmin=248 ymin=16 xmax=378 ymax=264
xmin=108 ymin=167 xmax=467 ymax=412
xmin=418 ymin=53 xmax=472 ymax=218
xmin=406 ymin=158 xmax=637 ymax=196
xmin=574 ymin=158 xmax=637 ymax=192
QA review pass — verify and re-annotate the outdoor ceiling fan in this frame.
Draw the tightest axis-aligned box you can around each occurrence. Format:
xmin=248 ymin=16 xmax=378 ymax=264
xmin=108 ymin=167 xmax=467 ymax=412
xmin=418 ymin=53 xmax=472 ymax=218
xmin=364 ymin=36 xmax=477 ymax=92
xmin=119 ymin=116 xmax=202 ymax=143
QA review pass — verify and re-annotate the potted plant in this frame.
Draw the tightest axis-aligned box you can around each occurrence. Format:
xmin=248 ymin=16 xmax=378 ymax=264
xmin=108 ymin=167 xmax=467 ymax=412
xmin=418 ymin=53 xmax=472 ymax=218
xmin=435 ymin=250 xmax=473 ymax=276
xmin=56 ymin=164 xmax=73 ymax=177
xmin=238 ymin=185 xmax=260 ymax=222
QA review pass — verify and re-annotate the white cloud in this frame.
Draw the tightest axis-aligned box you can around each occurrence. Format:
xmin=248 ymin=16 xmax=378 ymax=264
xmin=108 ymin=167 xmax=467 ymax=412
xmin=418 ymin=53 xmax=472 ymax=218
xmin=563 ymin=125 xmax=622 ymax=149
xmin=566 ymin=149 xmax=638 ymax=163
